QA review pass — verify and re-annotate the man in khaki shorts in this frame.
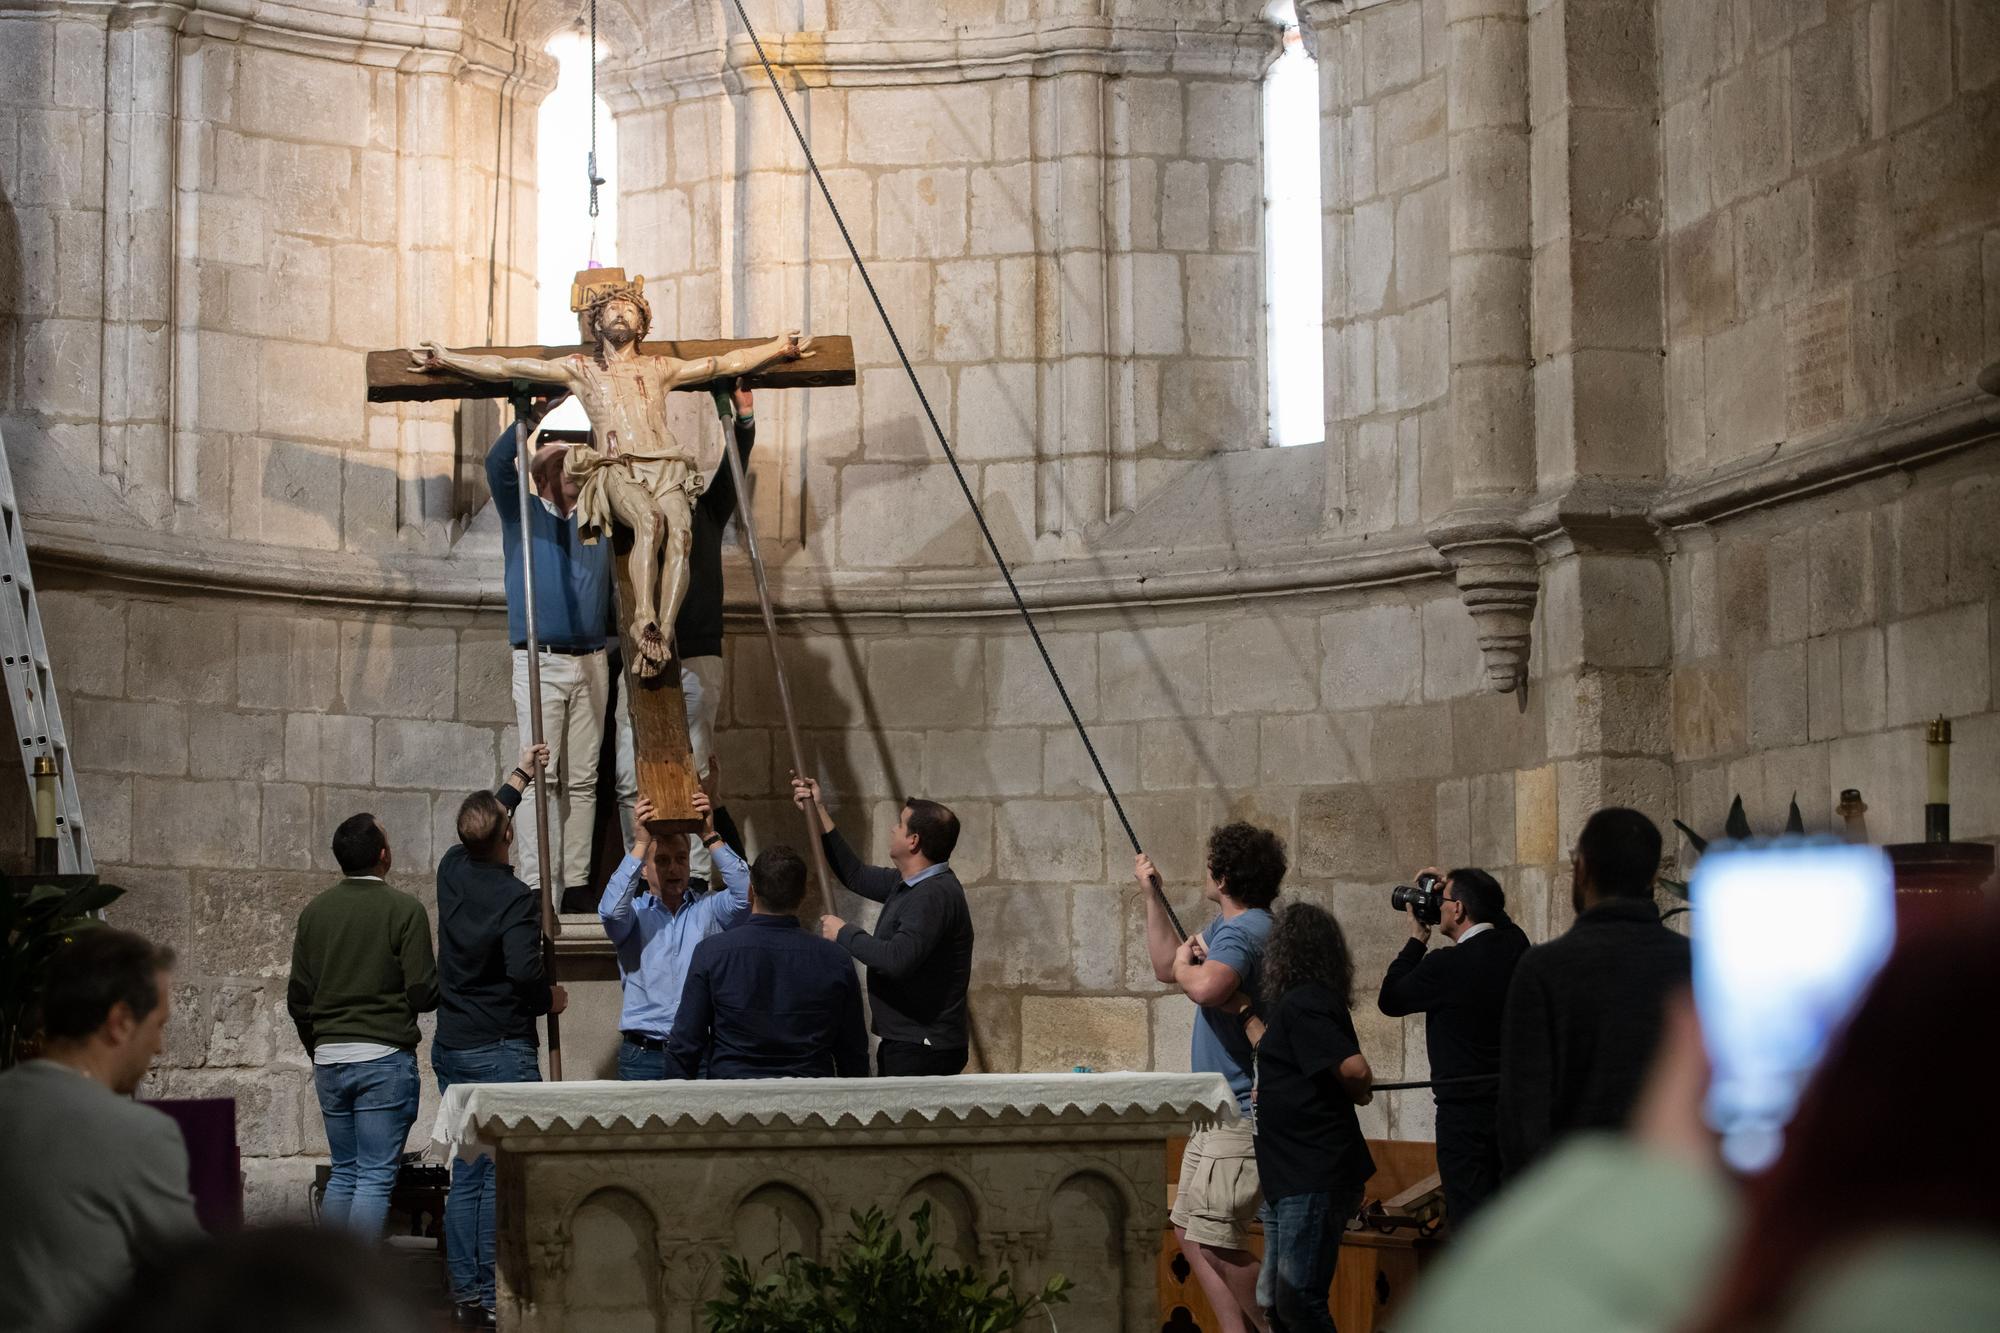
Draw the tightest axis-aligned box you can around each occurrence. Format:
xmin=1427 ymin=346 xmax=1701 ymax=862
xmin=1137 ymin=822 xmax=1287 ymax=1333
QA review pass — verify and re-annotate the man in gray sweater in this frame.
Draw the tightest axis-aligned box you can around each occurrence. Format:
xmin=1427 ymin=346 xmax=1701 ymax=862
xmin=0 ymin=928 xmax=201 ymax=1332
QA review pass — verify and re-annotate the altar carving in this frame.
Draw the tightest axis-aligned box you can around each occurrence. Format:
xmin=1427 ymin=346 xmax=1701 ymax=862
xmin=433 ymin=1073 xmax=1236 ymax=1332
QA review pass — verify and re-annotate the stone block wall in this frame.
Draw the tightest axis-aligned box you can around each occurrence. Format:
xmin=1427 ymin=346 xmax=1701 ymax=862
xmin=706 ymin=577 xmax=1552 ymax=1147
xmin=185 ymin=39 xmax=543 ymax=555
xmin=609 ymin=6 xmax=1273 ymax=565
xmin=1655 ymin=0 xmax=2000 ymax=851
xmin=1660 ymin=0 xmax=2000 ymax=472
xmin=35 ymin=575 xmax=522 ymax=1217
xmin=1313 ymin=0 xmax=1454 ymax=532
xmin=2 ymin=1 xmax=547 ymax=554
xmin=1 ymin=10 xmax=114 ymax=468
xmin=30 ymin=565 xmax=1556 ymax=1206
xmin=1668 ymin=446 xmax=2000 ymax=847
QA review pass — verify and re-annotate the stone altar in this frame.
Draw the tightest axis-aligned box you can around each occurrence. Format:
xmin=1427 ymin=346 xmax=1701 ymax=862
xmin=433 ymin=1073 xmax=1235 ymax=1332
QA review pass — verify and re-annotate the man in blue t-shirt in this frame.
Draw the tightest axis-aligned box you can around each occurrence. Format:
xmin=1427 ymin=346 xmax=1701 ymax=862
xmin=1137 ymin=823 xmax=1285 ymax=1333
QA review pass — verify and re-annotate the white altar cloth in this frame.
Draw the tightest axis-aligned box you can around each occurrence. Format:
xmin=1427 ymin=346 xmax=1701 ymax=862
xmin=432 ymin=1071 xmax=1236 ymax=1158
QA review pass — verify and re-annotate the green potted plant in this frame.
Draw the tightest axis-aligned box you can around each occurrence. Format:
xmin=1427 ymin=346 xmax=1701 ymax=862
xmin=706 ymin=1201 xmax=1072 ymax=1333
xmin=2 ymin=875 xmax=124 ymax=1068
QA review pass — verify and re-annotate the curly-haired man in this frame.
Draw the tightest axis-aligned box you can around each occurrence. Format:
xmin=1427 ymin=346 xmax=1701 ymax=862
xmin=1135 ymin=821 xmax=1287 ymax=1333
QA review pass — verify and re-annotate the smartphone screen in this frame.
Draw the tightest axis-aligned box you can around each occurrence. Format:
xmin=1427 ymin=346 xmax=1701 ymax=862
xmin=1691 ymin=841 xmax=1896 ymax=1173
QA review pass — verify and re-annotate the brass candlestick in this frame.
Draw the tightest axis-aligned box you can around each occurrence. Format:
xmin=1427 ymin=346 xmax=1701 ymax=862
xmin=1836 ymin=788 xmax=1869 ymax=844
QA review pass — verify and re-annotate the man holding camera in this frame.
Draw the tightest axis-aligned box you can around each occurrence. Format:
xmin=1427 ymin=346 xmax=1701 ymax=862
xmin=1377 ymin=867 xmax=1529 ymax=1227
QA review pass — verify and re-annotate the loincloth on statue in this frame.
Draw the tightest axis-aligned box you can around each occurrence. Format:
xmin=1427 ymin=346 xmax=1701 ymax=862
xmin=563 ymin=444 xmax=704 ymax=546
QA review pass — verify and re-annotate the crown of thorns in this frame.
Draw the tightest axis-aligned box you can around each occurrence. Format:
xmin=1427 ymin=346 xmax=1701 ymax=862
xmin=584 ymin=282 xmax=652 ymax=343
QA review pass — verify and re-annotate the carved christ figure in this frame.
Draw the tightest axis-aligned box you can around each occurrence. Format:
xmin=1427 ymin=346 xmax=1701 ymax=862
xmin=411 ymin=284 xmax=812 ymax=678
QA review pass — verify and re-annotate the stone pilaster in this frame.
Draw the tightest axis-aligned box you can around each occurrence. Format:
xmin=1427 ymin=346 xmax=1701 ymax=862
xmin=1443 ymin=0 xmax=1534 ymax=501
xmin=1299 ymin=0 xmax=1352 ymax=535
xmin=100 ymin=7 xmax=179 ymax=518
xmin=1537 ymin=531 xmax=1676 ymax=894
xmin=1528 ymin=0 xmax=1664 ymax=488
xmin=1424 ymin=0 xmax=1539 ymax=692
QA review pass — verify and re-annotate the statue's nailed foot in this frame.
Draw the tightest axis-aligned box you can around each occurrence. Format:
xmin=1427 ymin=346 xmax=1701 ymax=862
xmin=632 ymin=621 xmax=674 ymax=680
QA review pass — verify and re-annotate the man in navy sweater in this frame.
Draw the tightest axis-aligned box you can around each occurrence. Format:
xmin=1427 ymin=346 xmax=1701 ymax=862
xmin=1498 ymin=808 xmax=1691 ymax=1177
xmin=666 ymin=845 xmax=867 ymax=1080
xmin=487 ymin=396 xmax=616 ymax=908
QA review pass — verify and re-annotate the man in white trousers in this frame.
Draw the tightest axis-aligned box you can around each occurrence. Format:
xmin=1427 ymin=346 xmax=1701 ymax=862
xmin=488 ymin=396 xmax=626 ymax=908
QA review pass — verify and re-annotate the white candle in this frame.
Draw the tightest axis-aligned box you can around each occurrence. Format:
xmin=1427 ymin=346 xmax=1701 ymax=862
xmin=1926 ymin=717 xmax=1951 ymax=805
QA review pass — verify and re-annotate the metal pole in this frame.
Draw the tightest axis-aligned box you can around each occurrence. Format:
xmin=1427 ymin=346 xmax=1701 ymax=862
xmin=510 ymin=394 xmax=563 ymax=1081
xmin=713 ymin=399 xmax=837 ymax=916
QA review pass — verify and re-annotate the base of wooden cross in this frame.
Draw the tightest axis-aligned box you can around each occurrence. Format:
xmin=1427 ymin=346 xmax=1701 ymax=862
xmin=612 ymin=526 xmax=704 ymax=837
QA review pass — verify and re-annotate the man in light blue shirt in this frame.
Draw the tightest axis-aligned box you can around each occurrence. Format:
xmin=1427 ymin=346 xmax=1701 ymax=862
xmin=598 ymin=790 xmax=749 ymax=1078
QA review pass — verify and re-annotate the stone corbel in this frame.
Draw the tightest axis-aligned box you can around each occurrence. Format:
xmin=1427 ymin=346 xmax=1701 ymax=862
xmin=1427 ymin=515 xmax=1540 ymax=694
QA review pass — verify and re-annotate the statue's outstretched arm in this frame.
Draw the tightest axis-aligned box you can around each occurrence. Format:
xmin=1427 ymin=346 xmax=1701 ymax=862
xmin=675 ymin=332 xmax=815 ymax=386
xmin=410 ymin=342 xmax=573 ymax=387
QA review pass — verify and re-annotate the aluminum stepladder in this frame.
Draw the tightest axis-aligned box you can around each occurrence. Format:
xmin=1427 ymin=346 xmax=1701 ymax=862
xmin=0 ymin=425 xmax=92 ymax=873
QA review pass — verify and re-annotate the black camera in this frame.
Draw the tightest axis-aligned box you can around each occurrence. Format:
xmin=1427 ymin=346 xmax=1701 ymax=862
xmin=1390 ymin=872 xmax=1444 ymax=924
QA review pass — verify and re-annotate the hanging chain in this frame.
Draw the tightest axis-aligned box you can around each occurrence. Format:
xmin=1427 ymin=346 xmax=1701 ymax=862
xmin=586 ymin=0 xmax=603 ymax=219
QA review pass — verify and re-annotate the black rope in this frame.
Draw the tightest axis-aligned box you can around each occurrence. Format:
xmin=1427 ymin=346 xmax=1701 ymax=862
xmin=586 ymin=0 xmax=604 ymax=219
xmin=722 ymin=0 xmax=1183 ymax=940
xmin=1371 ymin=1074 xmax=1500 ymax=1093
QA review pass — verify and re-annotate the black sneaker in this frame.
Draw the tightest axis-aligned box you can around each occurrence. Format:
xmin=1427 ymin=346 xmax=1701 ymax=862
xmin=452 ymin=1301 xmax=496 ymax=1328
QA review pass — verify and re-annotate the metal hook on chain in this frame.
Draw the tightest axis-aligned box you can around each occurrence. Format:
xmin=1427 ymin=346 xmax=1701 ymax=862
xmin=586 ymin=0 xmax=602 ymax=219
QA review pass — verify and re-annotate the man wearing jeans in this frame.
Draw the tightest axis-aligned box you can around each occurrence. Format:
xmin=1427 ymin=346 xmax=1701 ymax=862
xmin=600 ymin=790 xmax=749 ymax=1078
xmin=288 ymin=813 xmax=439 ymax=1238
xmin=432 ymin=745 xmax=568 ymax=1326
xmin=488 ymin=404 xmax=621 ymax=910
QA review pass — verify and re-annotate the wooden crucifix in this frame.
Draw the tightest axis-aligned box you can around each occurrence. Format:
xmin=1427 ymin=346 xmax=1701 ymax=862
xmin=365 ymin=273 xmax=854 ymax=848
xmin=365 ymin=272 xmax=852 ymax=1085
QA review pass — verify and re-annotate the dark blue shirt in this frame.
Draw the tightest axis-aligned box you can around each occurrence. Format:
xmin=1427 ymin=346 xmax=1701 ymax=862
xmin=666 ymin=915 xmax=868 ymax=1080
xmin=487 ymin=425 xmax=612 ymax=649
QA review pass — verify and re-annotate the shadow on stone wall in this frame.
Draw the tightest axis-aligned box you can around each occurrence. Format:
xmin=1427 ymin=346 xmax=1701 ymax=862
xmin=0 ymin=190 xmax=19 ymax=417
xmin=0 ymin=697 xmax=34 ymax=868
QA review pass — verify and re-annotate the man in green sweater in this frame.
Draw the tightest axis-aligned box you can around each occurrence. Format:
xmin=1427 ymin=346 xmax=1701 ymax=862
xmin=288 ymin=812 xmax=439 ymax=1238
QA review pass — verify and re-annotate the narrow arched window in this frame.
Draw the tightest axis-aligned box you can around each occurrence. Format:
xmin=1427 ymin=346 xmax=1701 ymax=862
xmin=1263 ymin=2 xmax=1325 ymax=447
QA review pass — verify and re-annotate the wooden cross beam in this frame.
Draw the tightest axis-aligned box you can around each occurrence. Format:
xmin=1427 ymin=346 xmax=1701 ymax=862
xmin=365 ymin=338 xmax=856 ymax=403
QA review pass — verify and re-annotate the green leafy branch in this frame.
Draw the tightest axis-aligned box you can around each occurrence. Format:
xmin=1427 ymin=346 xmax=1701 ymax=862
xmin=706 ymin=1201 xmax=1071 ymax=1333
